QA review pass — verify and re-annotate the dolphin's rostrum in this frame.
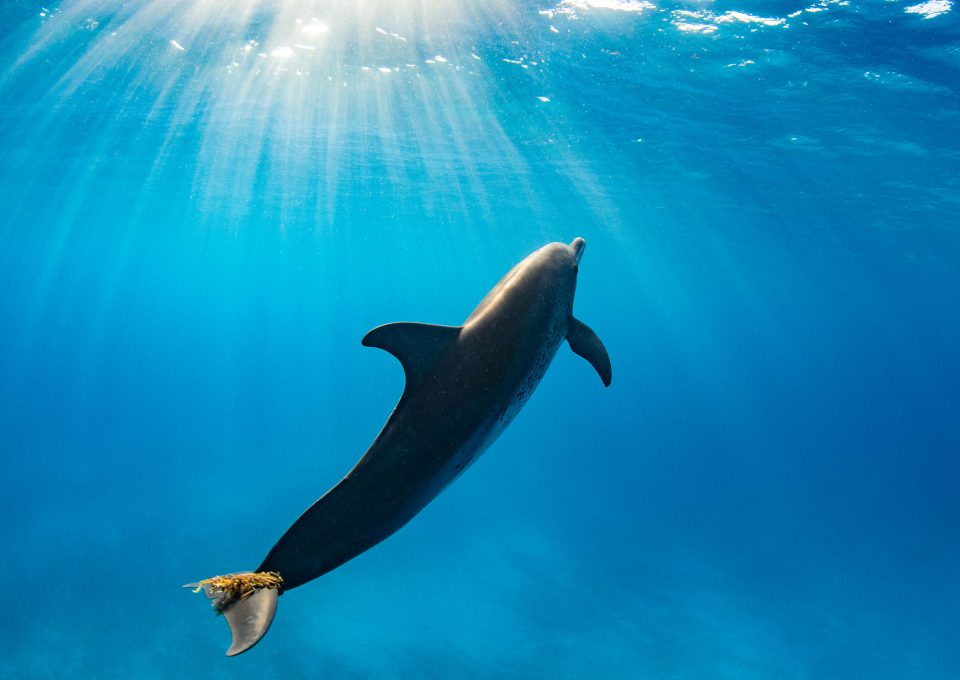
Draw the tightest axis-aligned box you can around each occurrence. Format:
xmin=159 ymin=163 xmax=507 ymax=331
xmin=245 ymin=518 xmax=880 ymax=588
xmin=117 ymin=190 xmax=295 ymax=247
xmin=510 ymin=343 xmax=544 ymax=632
xmin=188 ymin=238 xmax=611 ymax=655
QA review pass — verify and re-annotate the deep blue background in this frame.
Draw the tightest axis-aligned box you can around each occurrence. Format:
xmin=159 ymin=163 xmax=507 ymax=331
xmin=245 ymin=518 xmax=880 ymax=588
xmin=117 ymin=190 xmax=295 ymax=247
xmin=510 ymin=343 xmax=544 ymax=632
xmin=1 ymin=0 xmax=959 ymax=677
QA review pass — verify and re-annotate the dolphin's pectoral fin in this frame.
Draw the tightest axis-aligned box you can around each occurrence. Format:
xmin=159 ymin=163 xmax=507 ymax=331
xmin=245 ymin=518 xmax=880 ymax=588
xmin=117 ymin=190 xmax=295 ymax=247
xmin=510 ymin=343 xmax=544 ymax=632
xmin=362 ymin=322 xmax=461 ymax=387
xmin=566 ymin=317 xmax=612 ymax=387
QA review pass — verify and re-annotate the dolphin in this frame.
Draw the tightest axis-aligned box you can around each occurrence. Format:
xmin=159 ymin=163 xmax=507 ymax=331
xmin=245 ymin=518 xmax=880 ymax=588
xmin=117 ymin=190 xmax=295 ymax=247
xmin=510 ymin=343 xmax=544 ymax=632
xmin=188 ymin=237 xmax=611 ymax=656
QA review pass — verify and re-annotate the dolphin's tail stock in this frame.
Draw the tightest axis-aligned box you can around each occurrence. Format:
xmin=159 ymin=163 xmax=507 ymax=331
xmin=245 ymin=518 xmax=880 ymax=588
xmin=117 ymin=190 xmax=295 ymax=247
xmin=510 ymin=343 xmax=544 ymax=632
xmin=184 ymin=572 xmax=283 ymax=656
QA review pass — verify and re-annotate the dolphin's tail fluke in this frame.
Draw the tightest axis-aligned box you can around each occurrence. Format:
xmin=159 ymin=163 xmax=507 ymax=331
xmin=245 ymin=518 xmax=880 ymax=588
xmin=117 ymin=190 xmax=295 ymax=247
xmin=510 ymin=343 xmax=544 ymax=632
xmin=184 ymin=572 xmax=282 ymax=656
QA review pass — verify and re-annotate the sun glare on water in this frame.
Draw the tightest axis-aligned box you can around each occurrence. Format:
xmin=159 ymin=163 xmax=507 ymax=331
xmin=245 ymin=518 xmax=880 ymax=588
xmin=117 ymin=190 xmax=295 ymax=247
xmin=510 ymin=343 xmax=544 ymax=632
xmin=6 ymin=0 xmax=588 ymax=233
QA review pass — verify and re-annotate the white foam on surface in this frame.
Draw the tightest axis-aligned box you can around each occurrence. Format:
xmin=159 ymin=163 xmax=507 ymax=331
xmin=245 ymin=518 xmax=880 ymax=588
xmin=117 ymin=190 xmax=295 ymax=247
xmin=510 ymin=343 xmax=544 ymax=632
xmin=905 ymin=0 xmax=952 ymax=18
xmin=676 ymin=23 xmax=718 ymax=34
xmin=715 ymin=12 xmax=786 ymax=27
xmin=544 ymin=0 xmax=656 ymax=19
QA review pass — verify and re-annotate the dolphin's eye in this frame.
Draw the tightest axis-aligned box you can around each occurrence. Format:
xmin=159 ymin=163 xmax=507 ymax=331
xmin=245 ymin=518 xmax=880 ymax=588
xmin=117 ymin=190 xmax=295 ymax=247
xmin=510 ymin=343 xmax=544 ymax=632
xmin=573 ymin=265 xmax=579 ymax=274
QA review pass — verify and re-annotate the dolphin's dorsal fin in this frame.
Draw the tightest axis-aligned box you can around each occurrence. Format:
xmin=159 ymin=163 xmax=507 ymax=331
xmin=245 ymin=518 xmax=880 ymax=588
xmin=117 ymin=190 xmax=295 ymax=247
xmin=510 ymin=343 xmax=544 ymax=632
xmin=566 ymin=317 xmax=612 ymax=387
xmin=362 ymin=322 xmax=461 ymax=387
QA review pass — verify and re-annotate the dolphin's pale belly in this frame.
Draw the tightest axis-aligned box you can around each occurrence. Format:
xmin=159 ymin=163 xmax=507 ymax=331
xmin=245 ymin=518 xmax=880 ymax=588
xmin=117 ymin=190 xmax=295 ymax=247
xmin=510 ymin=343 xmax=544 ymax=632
xmin=446 ymin=343 xmax=563 ymax=486
xmin=456 ymin=331 xmax=565 ymax=473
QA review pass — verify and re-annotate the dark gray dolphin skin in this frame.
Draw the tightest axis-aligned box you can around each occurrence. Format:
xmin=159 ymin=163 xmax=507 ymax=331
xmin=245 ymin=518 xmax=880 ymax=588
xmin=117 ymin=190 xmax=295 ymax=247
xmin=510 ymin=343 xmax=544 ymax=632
xmin=190 ymin=237 xmax=611 ymax=656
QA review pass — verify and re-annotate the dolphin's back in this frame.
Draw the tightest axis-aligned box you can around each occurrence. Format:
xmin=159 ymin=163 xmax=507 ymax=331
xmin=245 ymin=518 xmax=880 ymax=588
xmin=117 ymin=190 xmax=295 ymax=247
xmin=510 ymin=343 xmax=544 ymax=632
xmin=258 ymin=318 xmax=554 ymax=589
xmin=189 ymin=326 xmax=567 ymax=657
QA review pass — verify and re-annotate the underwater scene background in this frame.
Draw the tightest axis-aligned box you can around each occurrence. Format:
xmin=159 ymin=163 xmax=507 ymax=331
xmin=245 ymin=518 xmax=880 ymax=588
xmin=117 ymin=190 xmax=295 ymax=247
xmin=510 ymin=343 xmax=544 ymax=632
xmin=1 ymin=0 xmax=959 ymax=677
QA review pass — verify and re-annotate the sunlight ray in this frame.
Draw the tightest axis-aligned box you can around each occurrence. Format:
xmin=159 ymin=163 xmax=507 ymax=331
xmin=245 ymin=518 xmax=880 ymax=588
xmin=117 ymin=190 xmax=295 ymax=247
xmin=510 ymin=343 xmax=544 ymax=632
xmin=4 ymin=0 xmax=596 ymax=239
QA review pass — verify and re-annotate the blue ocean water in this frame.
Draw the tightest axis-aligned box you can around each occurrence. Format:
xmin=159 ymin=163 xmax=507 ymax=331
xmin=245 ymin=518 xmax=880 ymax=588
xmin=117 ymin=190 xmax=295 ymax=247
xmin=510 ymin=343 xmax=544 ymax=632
xmin=1 ymin=0 xmax=959 ymax=677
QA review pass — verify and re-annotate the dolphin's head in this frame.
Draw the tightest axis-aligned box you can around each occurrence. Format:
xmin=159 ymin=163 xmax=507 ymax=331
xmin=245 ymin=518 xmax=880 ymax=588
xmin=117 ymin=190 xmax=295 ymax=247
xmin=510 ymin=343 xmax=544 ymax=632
xmin=522 ymin=237 xmax=587 ymax=307
xmin=530 ymin=237 xmax=586 ymax=281
xmin=464 ymin=237 xmax=587 ymax=327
